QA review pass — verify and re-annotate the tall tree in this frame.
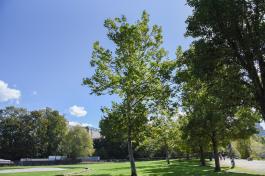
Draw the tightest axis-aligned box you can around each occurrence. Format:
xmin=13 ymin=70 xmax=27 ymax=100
xmin=83 ymin=11 xmax=169 ymax=176
xmin=44 ymin=108 xmax=67 ymax=157
xmin=186 ymin=0 xmax=265 ymax=120
xmin=0 ymin=107 xmax=33 ymax=160
xmin=30 ymin=110 xmax=49 ymax=158
xmin=29 ymin=108 xmax=67 ymax=158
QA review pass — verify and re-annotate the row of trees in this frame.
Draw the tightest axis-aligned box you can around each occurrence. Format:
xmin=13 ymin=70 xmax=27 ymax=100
xmin=179 ymin=0 xmax=265 ymax=171
xmin=84 ymin=0 xmax=265 ymax=174
xmin=0 ymin=106 xmax=94 ymax=161
xmin=176 ymin=47 xmax=260 ymax=171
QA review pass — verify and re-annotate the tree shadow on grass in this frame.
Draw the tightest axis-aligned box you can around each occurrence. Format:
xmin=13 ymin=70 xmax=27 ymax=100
xmin=138 ymin=160 xmax=261 ymax=176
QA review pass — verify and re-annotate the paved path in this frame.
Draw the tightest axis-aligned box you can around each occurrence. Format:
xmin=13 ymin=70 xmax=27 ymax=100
xmin=0 ymin=167 xmax=66 ymax=174
xmin=220 ymin=159 xmax=265 ymax=174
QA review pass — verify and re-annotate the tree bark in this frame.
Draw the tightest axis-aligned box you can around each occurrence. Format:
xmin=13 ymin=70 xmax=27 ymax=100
xmin=186 ymin=153 xmax=190 ymax=160
xmin=128 ymin=134 xmax=137 ymax=176
xmin=199 ymin=145 xmax=206 ymax=166
xmin=126 ymin=95 xmax=137 ymax=176
xmin=164 ymin=140 xmax=170 ymax=165
xmin=166 ymin=149 xmax=170 ymax=165
xmin=259 ymin=96 xmax=265 ymax=120
xmin=211 ymin=132 xmax=221 ymax=172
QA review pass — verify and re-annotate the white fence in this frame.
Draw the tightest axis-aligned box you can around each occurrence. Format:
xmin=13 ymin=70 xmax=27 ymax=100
xmin=0 ymin=159 xmax=13 ymax=165
xmin=78 ymin=156 xmax=100 ymax=162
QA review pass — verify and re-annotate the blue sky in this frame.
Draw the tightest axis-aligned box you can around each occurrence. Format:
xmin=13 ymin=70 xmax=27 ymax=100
xmin=0 ymin=0 xmax=193 ymax=127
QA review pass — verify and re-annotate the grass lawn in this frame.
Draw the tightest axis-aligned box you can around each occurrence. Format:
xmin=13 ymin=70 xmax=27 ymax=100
xmin=0 ymin=160 xmax=264 ymax=176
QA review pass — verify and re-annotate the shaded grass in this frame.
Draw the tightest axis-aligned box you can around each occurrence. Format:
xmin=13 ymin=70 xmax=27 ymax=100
xmin=0 ymin=160 xmax=263 ymax=176
xmin=136 ymin=160 xmax=262 ymax=176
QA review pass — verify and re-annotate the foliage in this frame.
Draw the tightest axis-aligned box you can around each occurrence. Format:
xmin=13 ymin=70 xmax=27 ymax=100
xmin=93 ymin=137 xmax=155 ymax=160
xmin=43 ymin=108 xmax=68 ymax=157
xmin=83 ymin=11 xmax=173 ymax=176
xmin=100 ymin=102 xmax=148 ymax=143
xmin=64 ymin=126 xmax=94 ymax=159
xmin=140 ymin=112 xmax=181 ymax=164
xmin=249 ymin=135 xmax=265 ymax=159
xmin=93 ymin=138 xmax=128 ymax=159
xmin=233 ymin=135 xmax=265 ymax=159
xmin=186 ymin=0 xmax=265 ymax=120
xmin=0 ymin=106 xmax=71 ymax=160
xmin=175 ymin=45 xmax=259 ymax=171
xmin=0 ymin=107 xmax=33 ymax=160
xmin=234 ymin=138 xmax=251 ymax=159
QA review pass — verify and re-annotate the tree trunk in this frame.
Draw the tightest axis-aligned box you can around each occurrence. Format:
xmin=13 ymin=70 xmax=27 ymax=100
xmin=260 ymin=97 xmax=265 ymax=121
xmin=126 ymin=96 xmax=137 ymax=176
xmin=209 ymin=152 xmax=213 ymax=161
xmin=199 ymin=145 xmax=206 ymax=166
xmin=166 ymin=149 xmax=170 ymax=165
xmin=186 ymin=153 xmax=190 ymax=160
xmin=164 ymin=140 xmax=170 ymax=165
xmin=211 ymin=132 xmax=221 ymax=172
xmin=247 ymin=64 xmax=265 ymax=121
xmin=128 ymin=133 xmax=137 ymax=176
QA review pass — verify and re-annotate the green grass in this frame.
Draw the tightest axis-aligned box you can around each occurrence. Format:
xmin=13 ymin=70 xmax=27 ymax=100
xmin=0 ymin=160 xmax=264 ymax=176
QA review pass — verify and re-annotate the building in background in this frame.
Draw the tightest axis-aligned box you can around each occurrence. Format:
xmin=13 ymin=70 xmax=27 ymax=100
xmin=85 ymin=127 xmax=101 ymax=139
xmin=67 ymin=121 xmax=101 ymax=139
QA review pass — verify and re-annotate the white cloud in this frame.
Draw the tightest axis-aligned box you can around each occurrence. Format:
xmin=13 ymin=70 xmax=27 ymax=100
xmin=32 ymin=91 xmax=37 ymax=95
xmin=69 ymin=105 xmax=87 ymax=117
xmin=0 ymin=80 xmax=21 ymax=102
xmin=68 ymin=121 xmax=92 ymax=127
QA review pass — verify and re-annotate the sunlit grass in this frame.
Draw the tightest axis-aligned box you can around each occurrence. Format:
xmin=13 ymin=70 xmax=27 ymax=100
xmin=0 ymin=160 xmax=264 ymax=176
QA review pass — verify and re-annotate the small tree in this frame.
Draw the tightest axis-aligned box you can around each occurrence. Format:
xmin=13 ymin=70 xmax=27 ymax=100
xmin=142 ymin=114 xmax=180 ymax=165
xmin=64 ymin=126 xmax=94 ymax=159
